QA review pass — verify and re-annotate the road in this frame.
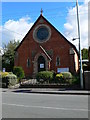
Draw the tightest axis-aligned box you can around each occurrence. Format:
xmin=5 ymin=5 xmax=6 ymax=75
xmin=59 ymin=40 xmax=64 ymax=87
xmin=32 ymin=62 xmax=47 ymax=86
xmin=2 ymin=90 xmax=88 ymax=118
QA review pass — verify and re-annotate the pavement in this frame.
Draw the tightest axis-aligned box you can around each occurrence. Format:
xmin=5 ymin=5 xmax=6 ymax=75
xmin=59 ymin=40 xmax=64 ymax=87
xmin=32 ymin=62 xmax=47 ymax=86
xmin=2 ymin=88 xmax=90 ymax=95
xmin=2 ymin=80 xmax=89 ymax=95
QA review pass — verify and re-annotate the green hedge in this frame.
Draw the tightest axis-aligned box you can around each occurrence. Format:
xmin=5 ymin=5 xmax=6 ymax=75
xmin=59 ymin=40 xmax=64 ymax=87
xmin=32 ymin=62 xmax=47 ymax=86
xmin=36 ymin=71 xmax=79 ymax=85
xmin=36 ymin=71 xmax=73 ymax=84
xmin=13 ymin=66 xmax=25 ymax=81
xmin=36 ymin=71 xmax=53 ymax=83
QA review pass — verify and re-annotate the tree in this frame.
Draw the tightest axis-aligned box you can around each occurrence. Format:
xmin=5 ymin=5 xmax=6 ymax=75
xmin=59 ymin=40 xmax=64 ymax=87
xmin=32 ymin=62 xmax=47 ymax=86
xmin=2 ymin=40 xmax=19 ymax=72
xmin=81 ymin=48 xmax=88 ymax=60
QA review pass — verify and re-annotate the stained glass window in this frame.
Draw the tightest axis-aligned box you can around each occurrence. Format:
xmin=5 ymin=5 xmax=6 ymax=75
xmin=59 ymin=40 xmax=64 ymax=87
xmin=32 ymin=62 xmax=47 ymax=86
xmin=37 ymin=27 xmax=49 ymax=41
xmin=56 ymin=56 xmax=60 ymax=66
xmin=27 ymin=58 xmax=30 ymax=67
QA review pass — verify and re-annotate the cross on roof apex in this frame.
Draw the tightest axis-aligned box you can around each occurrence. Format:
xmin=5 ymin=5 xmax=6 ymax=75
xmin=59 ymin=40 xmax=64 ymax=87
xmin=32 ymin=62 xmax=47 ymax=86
xmin=40 ymin=8 xmax=43 ymax=15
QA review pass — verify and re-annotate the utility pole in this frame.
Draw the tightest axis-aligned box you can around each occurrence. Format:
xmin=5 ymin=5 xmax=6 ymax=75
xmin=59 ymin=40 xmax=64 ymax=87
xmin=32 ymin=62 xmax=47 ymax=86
xmin=76 ymin=0 xmax=83 ymax=89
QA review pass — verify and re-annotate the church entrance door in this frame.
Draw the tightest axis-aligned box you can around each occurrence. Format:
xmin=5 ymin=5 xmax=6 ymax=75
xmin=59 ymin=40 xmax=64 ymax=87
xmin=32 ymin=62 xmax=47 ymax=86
xmin=38 ymin=56 xmax=46 ymax=72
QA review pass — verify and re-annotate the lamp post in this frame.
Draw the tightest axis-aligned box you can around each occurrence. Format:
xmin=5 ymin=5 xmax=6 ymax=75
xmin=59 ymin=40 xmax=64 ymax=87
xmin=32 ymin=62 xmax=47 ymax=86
xmin=76 ymin=0 xmax=83 ymax=89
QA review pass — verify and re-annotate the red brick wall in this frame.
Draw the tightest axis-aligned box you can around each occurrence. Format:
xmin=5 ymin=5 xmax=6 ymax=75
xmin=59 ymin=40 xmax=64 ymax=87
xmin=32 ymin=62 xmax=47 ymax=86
xmin=15 ymin=15 xmax=79 ymax=77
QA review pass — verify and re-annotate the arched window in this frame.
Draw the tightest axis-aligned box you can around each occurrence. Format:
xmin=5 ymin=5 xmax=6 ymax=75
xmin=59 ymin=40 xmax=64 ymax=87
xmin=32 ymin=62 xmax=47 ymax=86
xmin=27 ymin=58 xmax=30 ymax=67
xmin=15 ymin=52 xmax=18 ymax=59
xmin=56 ymin=56 xmax=60 ymax=66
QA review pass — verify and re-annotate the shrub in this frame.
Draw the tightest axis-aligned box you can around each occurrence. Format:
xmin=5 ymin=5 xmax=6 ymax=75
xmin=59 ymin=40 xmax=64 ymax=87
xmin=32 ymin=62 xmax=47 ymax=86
xmin=71 ymin=76 xmax=80 ymax=85
xmin=0 ymin=72 xmax=9 ymax=78
xmin=36 ymin=71 xmax=53 ymax=83
xmin=60 ymin=72 xmax=73 ymax=84
xmin=56 ymin=73 xmax=63 ymax=80
xmin=61 ymin=72 xmax=72 ymax=79
xmin=0 ymin=72 xmax=9 ymax=84
xmin=0 ymin=72 xmax=17 ymax=87
xmin=55 ymin=73 xmax=63 ymax=83
xmin=13 ymin=66 xmax=25 ymax=81
xmin=6 ymin=73 xmax=17 ymax=86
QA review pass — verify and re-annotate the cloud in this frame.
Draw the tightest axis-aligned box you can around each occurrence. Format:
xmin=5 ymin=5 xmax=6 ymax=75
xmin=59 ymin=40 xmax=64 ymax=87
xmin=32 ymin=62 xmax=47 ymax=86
xmin=64 ymin=1 xmax=88 ymax=49
xmin=1 ymin=16 xmax=33 ymax=47
xmin=84 ymin=0 xmax=90 ymax=4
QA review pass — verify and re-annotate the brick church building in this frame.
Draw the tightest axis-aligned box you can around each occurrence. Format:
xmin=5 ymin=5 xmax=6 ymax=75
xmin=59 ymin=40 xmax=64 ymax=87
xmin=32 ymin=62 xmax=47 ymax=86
xmin=15 ymin=12 xmax=79 ymax=78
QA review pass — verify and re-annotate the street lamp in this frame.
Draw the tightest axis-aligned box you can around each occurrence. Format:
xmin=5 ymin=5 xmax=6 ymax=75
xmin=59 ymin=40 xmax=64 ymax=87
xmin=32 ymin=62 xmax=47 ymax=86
xmin=72 ymin=38 xmax=80 ymax=41
xmin=76 ymin=0 xmax=83 ymax=89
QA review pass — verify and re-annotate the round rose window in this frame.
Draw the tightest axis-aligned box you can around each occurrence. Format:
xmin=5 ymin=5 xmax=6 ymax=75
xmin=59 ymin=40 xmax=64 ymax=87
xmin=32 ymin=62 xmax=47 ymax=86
xmin=33 ymin=24 xmax=51 ymax=43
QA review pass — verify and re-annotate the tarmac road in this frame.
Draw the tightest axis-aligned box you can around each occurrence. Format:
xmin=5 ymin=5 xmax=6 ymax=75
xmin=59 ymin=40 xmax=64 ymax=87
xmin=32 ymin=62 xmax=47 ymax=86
xmin=2 ymin=90 xmax=88 ymax=118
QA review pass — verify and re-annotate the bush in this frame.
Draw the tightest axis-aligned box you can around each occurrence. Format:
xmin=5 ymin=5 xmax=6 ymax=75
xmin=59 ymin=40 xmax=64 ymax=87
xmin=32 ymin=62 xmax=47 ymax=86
xmin=6 ymin=73 xmax=17 ymax=86
xmin=56 ymin=73 xmax=63 ymax=80
xmin=0 ymin=72 xmax=9 ymax=84
xmin=36 ymin=71 xmax=53 ymax=83
xmin=61 ymin=72 xmax=72 ymax=79
xmin=0 ymin=72 xmax=9 ymax=78
xmin=13 ymin=66 xmax=25 ymax=81
xmin=71 ymin=76 xmax=80 ymax=85
xmin=60 ymin=72 xmax=73 ymax=84
xmin=0 ymin=72 xmax=17 ymax=87
xmin=55 ymin=73 xmax=63 ymax=83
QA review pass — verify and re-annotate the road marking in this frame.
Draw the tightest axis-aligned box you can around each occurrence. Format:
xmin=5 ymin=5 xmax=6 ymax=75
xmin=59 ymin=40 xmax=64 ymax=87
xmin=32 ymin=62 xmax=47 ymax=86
xmin=2 ymin=103 xmax=89 ymax=112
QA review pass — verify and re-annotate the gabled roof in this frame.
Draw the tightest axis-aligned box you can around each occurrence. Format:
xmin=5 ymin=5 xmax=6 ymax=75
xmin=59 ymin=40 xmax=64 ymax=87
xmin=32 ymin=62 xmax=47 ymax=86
xmin=15 ymin=14 xmax=79 ymax=55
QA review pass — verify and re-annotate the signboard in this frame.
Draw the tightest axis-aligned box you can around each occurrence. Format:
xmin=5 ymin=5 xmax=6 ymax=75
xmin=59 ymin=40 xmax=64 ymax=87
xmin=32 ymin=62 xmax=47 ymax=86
xmin=57 ymin=68 xmax=69 ymax=73
xmin=3 ymin=68 xmax=6 ymax=72
xmin=40 ymin=64 xmax=44 ymax=68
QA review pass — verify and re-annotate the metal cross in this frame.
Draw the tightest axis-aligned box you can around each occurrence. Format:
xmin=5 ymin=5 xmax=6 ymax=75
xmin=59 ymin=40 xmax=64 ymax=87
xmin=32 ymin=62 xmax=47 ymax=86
xmin=40 ymin=8 xmax=43 ymax=15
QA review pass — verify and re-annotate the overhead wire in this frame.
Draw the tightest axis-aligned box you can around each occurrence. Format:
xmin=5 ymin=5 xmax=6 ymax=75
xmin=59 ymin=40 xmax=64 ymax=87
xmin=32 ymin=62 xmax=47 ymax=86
xmin=2 ymin=7 xmax=88 ymax=18
xmin=2 ymin=27 xmax=24 ymax=36
xmin=1 ymin=1 xmax=89 ymax=16
xmin=2 ymin=11 xmax=88 ymax=22
xmin=1 ymin=5 xmax=75 ymax=15
xmin=1 ymin=5 xmax=88 ymax=38
xmin=1 ymin=3 xmax=88 ymax=19
xmin=1 ymin=11 xmax=88 ymax=36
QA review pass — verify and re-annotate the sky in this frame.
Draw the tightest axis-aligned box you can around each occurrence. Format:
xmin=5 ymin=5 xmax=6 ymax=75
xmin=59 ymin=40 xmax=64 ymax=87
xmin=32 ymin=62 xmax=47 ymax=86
xmin=0 ymin=0 xmax=89 ymax=52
